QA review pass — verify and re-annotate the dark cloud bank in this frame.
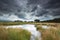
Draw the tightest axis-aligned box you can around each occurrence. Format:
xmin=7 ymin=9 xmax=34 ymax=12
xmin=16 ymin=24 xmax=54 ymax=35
xmin=0 ymin=0 xmax=60 ymax=21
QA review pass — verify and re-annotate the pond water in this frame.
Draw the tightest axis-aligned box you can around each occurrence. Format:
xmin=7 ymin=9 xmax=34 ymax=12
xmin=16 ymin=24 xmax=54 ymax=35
xmin=41 ymin=25 xmax=50 ymax=29
xmin=6 ymin=24 xmax=41 ymax=40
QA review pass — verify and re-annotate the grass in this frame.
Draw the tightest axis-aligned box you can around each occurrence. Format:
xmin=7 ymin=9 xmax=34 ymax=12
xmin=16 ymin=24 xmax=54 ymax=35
xmin=36 ymin=24 xmax=60 ymax=40
xmin=0 ymin=22 xmax=60 ymax=40
xmin=0 ymin=22 xmax=34 ymax=26
xmin=0 ymin=28 xmax=31 ymax=40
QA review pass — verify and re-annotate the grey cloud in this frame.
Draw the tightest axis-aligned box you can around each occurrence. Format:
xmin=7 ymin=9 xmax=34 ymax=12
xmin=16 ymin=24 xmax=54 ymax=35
xmin=44 ymin=0 xmax=60 ymax=9
xmin=28 ymin=0 xmax=60 ymax=9
xmin=0 ymin=0 xmax=21 ymax=14
xmin=15 ymin=13 xmax=25 ymax=19
xmin=28 ymin=0 xmax=60 ymax=17
xmin=0 ymin=0 xmax=60 ymax=21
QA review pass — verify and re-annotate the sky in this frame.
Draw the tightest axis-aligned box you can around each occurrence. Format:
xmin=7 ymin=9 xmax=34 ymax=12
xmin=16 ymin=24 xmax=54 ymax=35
xmin=0 ymin=0 xmax=60 ymax=21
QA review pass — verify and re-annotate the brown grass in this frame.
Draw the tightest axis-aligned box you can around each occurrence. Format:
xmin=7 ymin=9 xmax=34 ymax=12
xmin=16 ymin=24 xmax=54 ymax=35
xmin=0 ymin=22 xmax=60 ymax=40
xmin=36 ymin=23 xmax=60 ymax=40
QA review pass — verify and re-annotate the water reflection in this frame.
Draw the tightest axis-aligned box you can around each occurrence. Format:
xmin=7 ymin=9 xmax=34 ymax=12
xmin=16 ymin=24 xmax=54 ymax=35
xmin=6 ymin=24 xmax=41 ymax=40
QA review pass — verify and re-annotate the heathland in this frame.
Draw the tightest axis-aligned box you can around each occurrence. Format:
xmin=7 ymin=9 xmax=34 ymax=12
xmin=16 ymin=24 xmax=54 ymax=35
xmin=0 ymin=21 xmax=60 ymax=40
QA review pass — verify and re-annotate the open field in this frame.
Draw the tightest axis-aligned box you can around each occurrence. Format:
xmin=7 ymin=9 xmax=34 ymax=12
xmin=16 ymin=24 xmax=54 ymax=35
xmin=0 ymin=21 xmax=60 ymax=26
xmin=0 ymin=22 xmax=60 ymax=40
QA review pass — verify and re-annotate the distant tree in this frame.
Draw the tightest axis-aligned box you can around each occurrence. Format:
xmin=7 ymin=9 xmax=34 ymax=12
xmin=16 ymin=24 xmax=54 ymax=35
xmin=34 ymin=19 xmax=40 ymax=22
xmin=41 ymin=18 xmax=60 ymax=23
xmin=14 ymin=20 xmax=23 ymax=22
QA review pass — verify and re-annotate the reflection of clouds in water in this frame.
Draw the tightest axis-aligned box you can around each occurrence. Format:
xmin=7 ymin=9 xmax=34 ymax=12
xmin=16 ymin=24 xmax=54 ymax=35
xmin=6 ymin=24 xmax=41 ymax=40
xmin=41 ymin=25 xmax=50 ymax=29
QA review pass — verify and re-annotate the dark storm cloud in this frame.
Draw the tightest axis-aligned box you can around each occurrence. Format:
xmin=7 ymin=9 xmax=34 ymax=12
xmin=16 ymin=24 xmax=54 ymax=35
xmin=28 ymin=0 xmax=60 ymax=17
xmin=15 ymin=13 xmax=25 ymax=18
xmin=27 ymin=0 xmax=39 ymax=5
xmin=28 ymin=0 xmax=60 ymax=8
xmin=49 ymin=9 xmax=60 ymax=16
xmin=36 ymin=9 xmax=49 ymax=16
xmin=0 ymin=0 xmax=60 ymax=21
xmin=44 ymin=0 xmax=60 ymax=9
xmin=0 ymin=0 xmax=21 ymax=15
xmin=31 ymin=6 xmax=37 ymax=12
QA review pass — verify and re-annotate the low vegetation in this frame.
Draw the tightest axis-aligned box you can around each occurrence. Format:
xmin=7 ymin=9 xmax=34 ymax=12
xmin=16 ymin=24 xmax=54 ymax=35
xmin=36 ymin=24 xmax=60 ymax=40
xmin=0 ymin=28 xmax=31 ymax=40
xmin=0 ymin=22 xmax=34 ymax=26
xmin=0 ymin=21 xmax=60 ymax=40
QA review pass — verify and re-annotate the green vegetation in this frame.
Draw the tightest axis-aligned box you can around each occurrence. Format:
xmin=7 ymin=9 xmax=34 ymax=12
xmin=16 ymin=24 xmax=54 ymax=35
xmin=0 ymin=21 xmax=35 ymax=26
xmin=0 ymin=28 xmax=31 ymax=40
xmin=41 ymin=18 xmax=60 ymax=23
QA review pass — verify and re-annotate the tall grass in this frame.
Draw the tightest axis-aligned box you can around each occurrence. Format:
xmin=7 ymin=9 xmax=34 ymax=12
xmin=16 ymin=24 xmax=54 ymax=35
xmin=0 ymin=22 xmax=60 ymax=40
xmin=36 ymin=24 xmax=60 ymax=40
xmin=0 ymin=28 xmax=31 ymax=40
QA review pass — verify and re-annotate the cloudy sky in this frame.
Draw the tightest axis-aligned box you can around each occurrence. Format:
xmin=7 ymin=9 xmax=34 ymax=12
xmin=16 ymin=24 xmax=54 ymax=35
xmin=0 ymin=0 xmax=60 ymax=21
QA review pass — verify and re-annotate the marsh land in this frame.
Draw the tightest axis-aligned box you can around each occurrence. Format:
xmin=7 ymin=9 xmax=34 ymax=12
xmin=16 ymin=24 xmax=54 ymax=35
xmin=0 ymin=22 xmax=60 ymax=40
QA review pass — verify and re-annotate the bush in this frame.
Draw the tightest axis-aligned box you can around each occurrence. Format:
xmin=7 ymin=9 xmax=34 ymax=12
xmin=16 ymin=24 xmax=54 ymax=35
xmin=34 ymin=19 xmax=40 ymax=22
